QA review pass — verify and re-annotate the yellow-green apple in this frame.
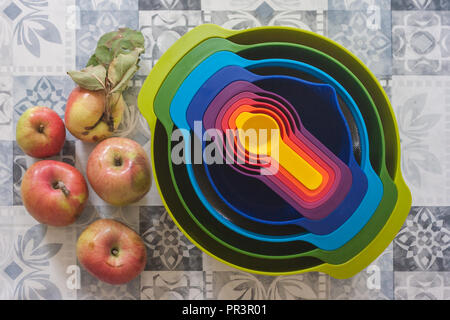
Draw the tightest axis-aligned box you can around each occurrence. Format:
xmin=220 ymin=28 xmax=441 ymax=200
xmin=76 ymin=219 xmax=147 ymax=285
xmin=16 ymin=106 xmax=66 ymax=158
xmin=86 ymin=137 xmax=151 ymax=206
xmin=65 ymin=87 xmax=125 ymax=143
xmin=21 ymin=160 xmax=89 ymax=226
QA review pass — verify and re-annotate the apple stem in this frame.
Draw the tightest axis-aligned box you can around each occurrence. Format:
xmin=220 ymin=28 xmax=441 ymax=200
xmin=38 ymin=124 xmax=45 ymax=133
xmin=103 ymin=79 xmax=115 ymax=133
xmin=114 ymin=156 xmax=122 ymax=166
xmin=111 ymin=248 xmax=119 ymax=256
xmin=54 ymin=181 xmax=70 ymax=197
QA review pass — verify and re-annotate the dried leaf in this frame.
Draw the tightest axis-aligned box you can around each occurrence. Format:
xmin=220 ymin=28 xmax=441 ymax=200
xmin=88 ymin=28 xmax=145 ymax=68
xmin=110 ymin=64 xmax=139 ymax=93
xmin=86 ymin=54 xmax=99 ymax=67
xmin=67 ymin=65 xmax=106 ymax=91
xmin=94 ymin=45 xmax=114 ymax=66
xmin=108 ymin=48 xmax=143 ymax=89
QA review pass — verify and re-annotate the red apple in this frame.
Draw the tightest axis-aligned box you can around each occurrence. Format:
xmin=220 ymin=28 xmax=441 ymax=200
xmin=77 ymin=219 xmax=147 ymax=285
xmin=86 ymin=137 xmax=151 ymax=206
xmin=16 ymin=106 xmax=66 ymax=158
xmin=21 ymin=160 xmax=89 ymax=227
xmin=65 ymin=87 xmax=125 ymax=143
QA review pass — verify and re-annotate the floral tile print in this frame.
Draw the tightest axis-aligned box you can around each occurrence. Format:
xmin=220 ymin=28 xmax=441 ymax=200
xmin=394 ymin=207 xmax=450 ymax=271
xmin=205 ymin=242 xmax=393 ymax=300
xmin=326 ymin=9 xmax=392 ymax=77
xmin=208 ymin=271 xmax=328 ymax=300
xmin=0 ymin=207 xmax=14 ymax=300
xmin=13 ymin=141 xmax=76 ymax=205
xmin=0 ymin=141 xmax=12 ymax=206
xmin=12 ymin=143 xmax=26 ymax=206
xmin=201 ymin=0 xmax=328 ymax=11
xmin=141 ymin=271 xmax=205 ymax=299
xmin=77 ymin=271 xmax=141 ymax=299
xmin=392 ymin=11 xmax=450 ymax=75
xmin=138 ymin=10 xmax=204 ymax=75
xmin=0 ymin=77 xmax=13 ymax=140
xmin=328 ymin=0 xmax=390 ymax=10
xmin=75 ymin=205 xmax=141 ymax=232
xmin=77 ymin=0 xmax=139 ymax=10
xmin=2 ymin=0 xmax=76 ymax=75
xmin=140 ymin=206 xmax=202 ymax=271
xmin=207 ymin=5 xmax=319 ymax=33
xmin=0 ymin=207 xmax=77 ymax=300
xmin=328 ymin=271 xmax=394 ymax=300
xmin=394 ymin=272 xmax=450 ymax=299
xmin=76 ymin=10 xmax=139 ymax=69
xmin=392 ymin=0 xmax=450 ymax=10
xmin=392 ymin=76 xmax=450 ymax=205
xmin=13 ymin=76 xmax=76 ymax=140
xmin=139 ymin=0 xmax=201 ymax=10
xmin=0 ymin=3 xmax=13 ymax=74
xmin=13 ymin=76 xmax=73 ymax=118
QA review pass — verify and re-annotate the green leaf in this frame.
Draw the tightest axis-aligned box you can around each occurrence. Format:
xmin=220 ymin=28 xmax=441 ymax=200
xmin=118 ymin=39 xmax=134 ymax=53
xmin=121 ymin=28 xmax=145 ymax=48
xmin=67 ymin=65 xmax=106 ymax=91
xmin=94 ymin=45 xmax=114 ymax=66
xmin=69 ymin=28 xmax=144 ymax=94
xmin=86 ymin=54 xmax=99 ymax=67
xmin=85 ymin=28 xmax=145 ymax=69
xmin=97 ymin=30 xmax=118 ymax=47
xmin=108 ymin=48 xmax=143 ymax=88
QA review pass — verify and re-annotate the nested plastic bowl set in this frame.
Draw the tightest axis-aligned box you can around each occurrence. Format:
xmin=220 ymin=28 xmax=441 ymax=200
xmin=137 ymin=24 xmax=412 ymax=278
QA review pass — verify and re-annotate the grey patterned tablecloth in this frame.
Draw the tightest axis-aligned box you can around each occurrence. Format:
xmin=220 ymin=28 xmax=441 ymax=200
xmin=0 ymin=0 xmax=449 ymax=300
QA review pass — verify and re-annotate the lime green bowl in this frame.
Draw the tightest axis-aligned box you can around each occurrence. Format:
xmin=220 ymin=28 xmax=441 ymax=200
xmin=138 ymin=24 xmax=411 ymax=278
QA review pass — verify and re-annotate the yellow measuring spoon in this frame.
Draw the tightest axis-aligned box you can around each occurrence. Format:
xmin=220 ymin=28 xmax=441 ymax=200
xmin=235 ymin=111 xmax=323 ymax=191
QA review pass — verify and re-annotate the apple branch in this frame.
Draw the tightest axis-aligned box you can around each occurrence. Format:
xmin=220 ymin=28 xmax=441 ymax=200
xmin=68 ymin=28 xmax=144 ymax=135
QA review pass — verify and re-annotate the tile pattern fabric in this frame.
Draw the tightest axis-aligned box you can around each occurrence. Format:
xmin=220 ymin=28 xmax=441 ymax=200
xmin=0 ymin=0 xmax=76 ymax=75
xmin=0 ymin=0 xmax=448 ymax=300
xmin=208 ymin=271 xmax=328 ymax=300
xmin=327 ymin=9 xmax=392 ymax=77
xmin=140 ymin=207 xmax=203 ymax=271
xmin=394 ymin=207 xmax=450 ymax=271
xmin=392 ymin=76 xmax=450 ymax=205
xmin=394 ymin=272 xmax=450 ymax=299
xmin=392 ymin=11 xmax=450 ymax=75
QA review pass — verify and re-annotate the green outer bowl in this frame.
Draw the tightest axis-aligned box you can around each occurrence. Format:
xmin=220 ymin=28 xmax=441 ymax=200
xmin=137 ymin=24 xmax=411 ymax=278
